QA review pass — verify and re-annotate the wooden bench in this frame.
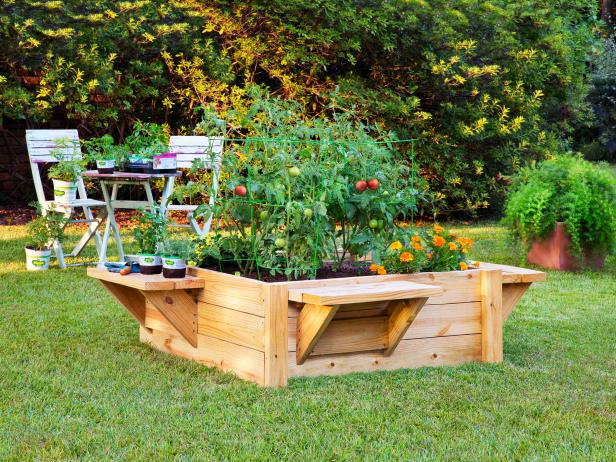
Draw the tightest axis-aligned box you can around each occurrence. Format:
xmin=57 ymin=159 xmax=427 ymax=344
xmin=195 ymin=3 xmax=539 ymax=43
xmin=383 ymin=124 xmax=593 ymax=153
xmin=289 ymin=280 xmax=443 ymax=364
xmin=88 ymin=267 xmax=204 ymax=347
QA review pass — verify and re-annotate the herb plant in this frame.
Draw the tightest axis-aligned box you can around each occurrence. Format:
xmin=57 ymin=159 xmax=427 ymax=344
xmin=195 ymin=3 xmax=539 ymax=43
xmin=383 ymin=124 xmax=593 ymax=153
xmin=26 ymin=205 xmax=67 ymax=251
xmin=47 ymin=139 xmax=85 ymax=182
xmin=131 ymin=208 xmax=169 ymax=254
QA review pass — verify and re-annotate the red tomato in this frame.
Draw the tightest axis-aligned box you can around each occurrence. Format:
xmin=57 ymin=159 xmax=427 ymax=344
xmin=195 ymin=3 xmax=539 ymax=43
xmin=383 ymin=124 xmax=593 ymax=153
xmin=235 ymin=185 xmax=247 ymax=197
xmin=368 ymin=178 xmax=379 ymax=190
xmin=355 ymin=180 xmax=368 ymax=192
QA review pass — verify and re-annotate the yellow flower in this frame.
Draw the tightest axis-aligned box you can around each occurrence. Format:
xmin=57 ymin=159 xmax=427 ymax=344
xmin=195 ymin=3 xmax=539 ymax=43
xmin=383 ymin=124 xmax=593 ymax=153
xmin=370 ymin=263 xmax=379 ymax=273
xmin=377 ymin=266 xmax=387 ymax=275
xmin=413 ymin=242 xmax=423 ymax=251
xmin=433 ymin=224 xmax=444 ymax=234
xmin=400 ymin=252 xmax=414 ymax=262
xmin=459 ymin=262 xmax=468 ymax=271
xmin=432 ymin=235 xmax=446 ymax=247
xmin=474 ymin=261 xmax=481 ymax=267
xmin=389 ymin=241 xmax=403 ymax=251
xmin=411 ymin=235 xmax=421 ymax=243
xmin=448 ymin=242 xmax=458 ymax=251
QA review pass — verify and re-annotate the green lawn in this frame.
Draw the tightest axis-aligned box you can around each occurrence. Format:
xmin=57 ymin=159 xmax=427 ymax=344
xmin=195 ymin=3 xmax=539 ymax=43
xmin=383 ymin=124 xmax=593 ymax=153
xmin=0 ymin=224 xmax=614 ymax=461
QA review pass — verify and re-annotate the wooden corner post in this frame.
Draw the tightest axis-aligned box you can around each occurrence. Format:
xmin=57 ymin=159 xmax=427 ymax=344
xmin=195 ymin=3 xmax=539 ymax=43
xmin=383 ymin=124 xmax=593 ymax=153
xmin=480 ymin=269 xmax=503 ymax=363
xmin=264 ymin=284 xmax=289 ymax=387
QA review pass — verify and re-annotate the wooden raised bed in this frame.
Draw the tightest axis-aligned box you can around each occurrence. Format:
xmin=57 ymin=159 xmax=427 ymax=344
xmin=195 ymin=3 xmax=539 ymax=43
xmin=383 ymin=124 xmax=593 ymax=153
xmin=88 ymin=263 xmax=545 ymax=387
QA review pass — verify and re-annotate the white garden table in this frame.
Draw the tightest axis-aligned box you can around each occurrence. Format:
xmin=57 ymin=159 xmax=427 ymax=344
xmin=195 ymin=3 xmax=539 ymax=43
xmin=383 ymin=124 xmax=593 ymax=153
xmin=83 ymin=170 xmax=181 ymax=263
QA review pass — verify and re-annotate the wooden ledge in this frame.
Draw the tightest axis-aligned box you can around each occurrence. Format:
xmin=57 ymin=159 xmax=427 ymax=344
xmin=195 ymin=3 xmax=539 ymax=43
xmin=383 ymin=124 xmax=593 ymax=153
xmin=475 ymin=262 xmax=546 ymax=283
xmin=289 ymin=280 xmax=443 ymax=305
xmin=87 ymin=267 xmax=204 ymax=290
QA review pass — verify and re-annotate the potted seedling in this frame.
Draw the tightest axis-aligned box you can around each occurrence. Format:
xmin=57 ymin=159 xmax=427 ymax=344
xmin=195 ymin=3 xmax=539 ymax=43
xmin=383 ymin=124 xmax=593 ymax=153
xmin=131 ymin=208 xmax=169 ymax=275
xmin=125 ymin=122 xmax=171 ymax=173
xmin=48 ymin=139 xmax=85 ymax=204
xmin=503 ymin=154 xmax=616 ymax=270
xmin=160 ymin=238 xmax=194 ymax=278
xmin=24 ymin=205 xmax=67 ymax=271
xmin=83 ymin=134 xmax=118 ymax=174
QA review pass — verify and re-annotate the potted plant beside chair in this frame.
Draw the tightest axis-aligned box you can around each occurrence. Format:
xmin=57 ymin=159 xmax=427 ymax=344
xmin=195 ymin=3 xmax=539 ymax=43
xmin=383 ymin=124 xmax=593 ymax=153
xmin=503 ymin=154 xmax=616 ymax=270
xmin=131 ymin=208 xmax=169 ymax=275
xmin=48 ymin=140 xmax=85 ymax=204
xmin=24 ymin=206 xmax=67 ymax=271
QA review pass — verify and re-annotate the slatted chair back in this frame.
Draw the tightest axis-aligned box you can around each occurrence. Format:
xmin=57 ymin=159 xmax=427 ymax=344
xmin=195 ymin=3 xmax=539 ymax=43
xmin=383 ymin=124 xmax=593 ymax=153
xmin=169 ymin=136 xmax=224 ymax=170
xmin=25 ymin=129 xmax=85 ymax=204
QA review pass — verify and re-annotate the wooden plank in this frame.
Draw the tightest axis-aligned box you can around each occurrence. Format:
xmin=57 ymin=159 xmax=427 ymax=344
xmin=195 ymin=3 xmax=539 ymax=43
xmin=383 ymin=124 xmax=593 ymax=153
xmin=477 ymin=262 xmax=546 ymax=283
xmin=480 ymin=270 xmax=503 ymax=363
xmin=143 ymin=290 xmax=198 ymax=347
xmin=289 ymin=280 xmax=442 ymax=305
xmin=288 ymin=334 xmax=482 ymax=378
xmin=384 ymin=297 xmax=428 ymax=356
xmin=502 ymin=282 xmax=531 ymax=321
xmin=296 ymin=303 xmax=340 ymax=365
xmin=88 ymin=267 xmax=205 ymax=291
xmin=100 ymin=281 xmax=149 ymax=331
xmin=263 ymin=284 xmax=289 ymax=387
xmin=288 ymin=302 xmax=482 ymax=351
xmin=198 ymin=302 xmax=265 ymax=351
xmin=140 ymin=328 xmax=265 ymax=385
xmin=145 ymin=302 xmax=178 ymax=335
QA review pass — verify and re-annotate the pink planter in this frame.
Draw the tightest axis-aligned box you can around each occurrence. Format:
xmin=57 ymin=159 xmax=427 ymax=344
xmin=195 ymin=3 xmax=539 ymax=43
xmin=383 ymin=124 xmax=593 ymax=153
xmin=527 ymin=222 xmax=605 ymax=271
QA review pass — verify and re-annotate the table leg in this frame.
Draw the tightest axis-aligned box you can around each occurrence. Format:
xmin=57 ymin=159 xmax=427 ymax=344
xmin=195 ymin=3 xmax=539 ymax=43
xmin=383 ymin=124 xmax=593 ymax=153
xmin=144 ymin=181 xmax=156 ymax=211
xmin=110 ymin=183 xmax=124 ymax=261
xmin=99 ymin=181 xmax=112 ymax=264
xmin=160 ymin=176 xmax=175 ymax=217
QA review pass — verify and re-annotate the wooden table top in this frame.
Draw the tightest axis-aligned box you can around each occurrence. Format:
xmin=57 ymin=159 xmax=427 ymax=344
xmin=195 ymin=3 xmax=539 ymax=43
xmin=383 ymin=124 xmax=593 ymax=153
xmin=87 ymin=266 xmax=204 ymax=290
xmin=83 ymin=170 xmax=182 ymax=180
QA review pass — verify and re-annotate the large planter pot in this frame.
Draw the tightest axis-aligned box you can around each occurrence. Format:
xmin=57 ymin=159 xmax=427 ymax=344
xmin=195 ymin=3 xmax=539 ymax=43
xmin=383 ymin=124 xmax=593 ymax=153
xmin=52 ymin=179 xmax=77 ymax=204
xmin=128 ymin=263 xmax=544 ymax=387
xmin=25 ymin=247 xmax=51 ymax=271
xmin=527 ymin=222 xmax=606 ymax=271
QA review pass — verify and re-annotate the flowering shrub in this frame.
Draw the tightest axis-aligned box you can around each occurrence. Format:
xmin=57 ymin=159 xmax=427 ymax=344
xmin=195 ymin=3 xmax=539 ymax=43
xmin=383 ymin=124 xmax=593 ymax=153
xmin=371 ymin=225 xmax=477 ymax=275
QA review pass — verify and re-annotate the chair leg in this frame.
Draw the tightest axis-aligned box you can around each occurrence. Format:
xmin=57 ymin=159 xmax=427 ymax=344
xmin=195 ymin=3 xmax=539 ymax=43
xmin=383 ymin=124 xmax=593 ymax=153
xmin=69 ymin=208 xmax=107 ymax=257
xmin=53 ymin=238 xmax=66 ymax=269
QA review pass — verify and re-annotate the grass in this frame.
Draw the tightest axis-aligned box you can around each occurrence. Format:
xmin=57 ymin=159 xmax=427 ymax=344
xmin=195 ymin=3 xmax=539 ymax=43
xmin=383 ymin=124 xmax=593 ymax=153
xmin=0 ymin=223 xmax=615 ymax=461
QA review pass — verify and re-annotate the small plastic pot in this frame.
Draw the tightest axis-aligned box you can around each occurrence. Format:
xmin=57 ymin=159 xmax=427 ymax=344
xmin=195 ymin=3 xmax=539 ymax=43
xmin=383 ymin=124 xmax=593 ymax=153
xmin=162 ymin=255 xmax=186 ymax=278
xmin=52 ymin=179 xmax=77 ymax=204
xmin=153 ymin=152 xmax=177 ymax=174
xmin=25 ymin=247 xmax=51 ymax=271
xmin=96 ymin=159 xmax=115 ymax=174
xmin=138 ymin=254 xmax=162 ymax=275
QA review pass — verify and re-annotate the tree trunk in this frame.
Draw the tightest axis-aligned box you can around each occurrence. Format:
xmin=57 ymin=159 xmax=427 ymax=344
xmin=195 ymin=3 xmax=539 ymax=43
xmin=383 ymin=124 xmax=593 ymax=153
xmin=601 ymin=0 xmax=613 ymax=27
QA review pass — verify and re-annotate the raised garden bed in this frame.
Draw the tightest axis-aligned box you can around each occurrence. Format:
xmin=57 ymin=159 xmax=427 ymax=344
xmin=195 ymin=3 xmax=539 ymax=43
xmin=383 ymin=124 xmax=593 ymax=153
xmin=88 ymin=262 xmax=545 ymax=387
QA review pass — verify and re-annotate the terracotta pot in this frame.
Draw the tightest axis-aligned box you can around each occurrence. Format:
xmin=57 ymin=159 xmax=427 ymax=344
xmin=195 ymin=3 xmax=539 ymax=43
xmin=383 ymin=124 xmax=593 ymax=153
xmin=527 ymin=222 xmax=605 ymax=271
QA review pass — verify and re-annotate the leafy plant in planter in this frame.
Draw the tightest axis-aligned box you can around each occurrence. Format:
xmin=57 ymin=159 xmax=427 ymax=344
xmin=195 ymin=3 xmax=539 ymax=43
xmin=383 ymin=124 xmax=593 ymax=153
xmin=48 ymin=139 xmax=85 ymax=204
xmin=131 ymin=208 xmax=169 ymax=275
xmin=82 ymin=134 xmax=125 ymax=173
xmin=25 ymin=206 xmax=67 ymax=271
xmin=503 ymin=154 xmax=616 ymax=269
xmin=160 ymin=238 xmax=194 ymax=278
xmin=124 ymin=122 xmax=170 ymax=172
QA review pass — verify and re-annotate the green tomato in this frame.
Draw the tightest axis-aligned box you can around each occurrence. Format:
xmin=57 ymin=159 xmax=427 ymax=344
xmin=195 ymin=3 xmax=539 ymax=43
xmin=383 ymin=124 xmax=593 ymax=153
xmin=377 ymin=219 xmax=384 ymax=230
xmin=382 ymin=190 xmax=390 ymax=196
xmin=368 ymin=219 xmax=379 ymax=229
xmin=274 ymin=238 xmax=287 ymax=248
xmin=303 ymin=208 xmax=313 ymax=218
xmin=259 ymin=210 xmax=268 ymax=220
xmin=288 ymin=166 xmax=301 ymax=177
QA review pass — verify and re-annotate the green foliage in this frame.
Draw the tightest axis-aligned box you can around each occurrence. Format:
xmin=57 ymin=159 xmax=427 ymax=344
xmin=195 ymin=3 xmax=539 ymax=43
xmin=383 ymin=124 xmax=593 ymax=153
xmin=161 ymin=238 xmax=194 ymax=261
xmin=0 ymin=0 xmax=600 ymax=214
xmin=131 ymin=208 xmax=169 ymax=254
xmin=47 ymin=138 xmax=85 ymax=182
xmin=503 ymin=154 xmax=616 ymax=257
xmin=124 ymin=122 xmax=168 ymax=160
xmin=26 ymin=204 xmax=67 ymax=250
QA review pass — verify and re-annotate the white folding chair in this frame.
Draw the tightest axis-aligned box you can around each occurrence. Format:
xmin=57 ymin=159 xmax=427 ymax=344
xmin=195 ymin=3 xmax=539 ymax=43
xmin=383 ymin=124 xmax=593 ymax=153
xmin=26 ymin=129 xmax=107 ymax=268
xmin=167 ymin=136 xmax=224 ymax=237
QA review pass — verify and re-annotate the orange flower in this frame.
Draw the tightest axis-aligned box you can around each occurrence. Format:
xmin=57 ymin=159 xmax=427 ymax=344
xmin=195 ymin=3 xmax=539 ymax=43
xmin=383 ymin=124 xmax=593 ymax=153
xmin=370 ymin=263 xmax=379 ymax=272
xmin=411 ymin=235 xmax=421 ymax=243
xmin=448 ymin=242 xmax=458 ymax=251
xmin=427 ymin=253 xmax=433 ymax=260
xmin=389 ymin=241 xmax=402 ymax=251
xmin=377 ymin=266 xmax=387 ymax=275
xmin=433 ymin=224 xmax=444 ymax=234
xmin=432 ymin=235 xmax=446 ymax=247
xmin=400 ymin=252 xmax=414 ymax=262
xmin=459 ymin=261 xmax=468 ymax=271
xmin=413 ymin=242 xmax=423 ymax=251
xmin=474 ymin=261 xmax=481 ymax=267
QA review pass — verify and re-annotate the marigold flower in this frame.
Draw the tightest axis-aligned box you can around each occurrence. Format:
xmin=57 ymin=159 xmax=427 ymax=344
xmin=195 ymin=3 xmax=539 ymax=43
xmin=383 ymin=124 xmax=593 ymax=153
xmin=400 ymin=252 xmax=414 ymax=262
xmin=448 ymin=242 xmax=458 ymax=251
xmin=459 ymin=261 xmax=468 ymax=271
xmin=427 ymin=253 xmax=433 ymax=260
xmin=432 ymin=235 xmax=446 ymax=247
xmin=370 ymin=263 xmax=379 ymax=272
xmin=377 ymin=266 xmax=387 ymax=275
xmin=413 ymin=242 xmax=423 ymax=251
xmin=433 ymin=224 xmax=444 ymax=234
xmin=474 ymin=261 xmax=480 ymax=267
xmin=411 ymin=235 xmax=421 ymax=243
xmin=389 ymin=241 xmax=403 ymax=251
